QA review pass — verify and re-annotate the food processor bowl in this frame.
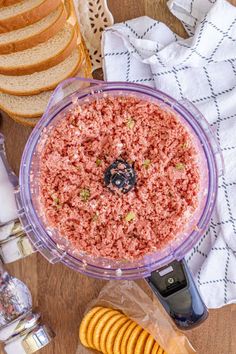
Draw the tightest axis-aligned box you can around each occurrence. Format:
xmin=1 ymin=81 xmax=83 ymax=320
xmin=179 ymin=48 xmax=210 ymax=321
xmin=17 ymin=78 xmax=223 ymax=329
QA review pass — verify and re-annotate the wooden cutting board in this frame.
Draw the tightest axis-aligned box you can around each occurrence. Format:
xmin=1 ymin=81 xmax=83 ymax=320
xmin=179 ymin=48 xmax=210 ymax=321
xmin=0 ymin=1 xmax=236 ymax=353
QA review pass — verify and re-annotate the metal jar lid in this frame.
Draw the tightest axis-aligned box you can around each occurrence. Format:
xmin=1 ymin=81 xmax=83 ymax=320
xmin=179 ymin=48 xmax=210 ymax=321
xmin=0 ymin=220 xmax=35 ymax=264
xmin=0 ymin=265 xmax=32 ymax=328
xmin=0 ymin=312 xmax=40 ymax=342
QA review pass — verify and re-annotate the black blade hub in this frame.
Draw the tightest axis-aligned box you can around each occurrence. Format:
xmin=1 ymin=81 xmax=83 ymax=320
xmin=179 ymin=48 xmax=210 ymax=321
xmin=104 ymin=159 xmax=136 ymax=194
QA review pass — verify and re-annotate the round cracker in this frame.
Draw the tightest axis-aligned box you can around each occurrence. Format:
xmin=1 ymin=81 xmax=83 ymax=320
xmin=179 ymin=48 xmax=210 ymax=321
xmin=113 ymin=319 xmax=132 ymax=353
xmin=93 ymin=309 xmax=122 ymax=351
xmin=86 ymin=307 xmax=113 ymax=349
xmin=151 ymin=342 xmax=160 ymax=354
xmin=105 ymin=315 xmax=129 ymax=354
xmin=134 ymin=329 xmax=149 ymax=354
xmin=127 ymin=325 xmax=143 ymax=354
xmin=79 ymin=306 xmax=103 ymax=347
xmin=144 ymin=335 xmax=155 ymax=354
xmin=100 ymin=313 xmax=124 ymax=354
xmin=157 ymin=347 xmax=164 ymax=354
xmin=121 ymin=321 xmax=138 ymax=354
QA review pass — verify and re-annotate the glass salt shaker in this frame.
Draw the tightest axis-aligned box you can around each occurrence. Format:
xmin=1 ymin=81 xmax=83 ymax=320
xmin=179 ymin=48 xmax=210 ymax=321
xmin=0 ymin=134 xmax=55 ymax=352
xmin=0 ymin=133 xmax=35 ymax=264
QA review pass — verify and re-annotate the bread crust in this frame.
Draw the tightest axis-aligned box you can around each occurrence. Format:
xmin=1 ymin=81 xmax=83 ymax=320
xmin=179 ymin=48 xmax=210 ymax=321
xmin=0 ymin=45 xmax=83 ymax=95
xmin=0 ymin=0 xmax=21 ymax=6
xmin=0 ymin=90 xmax=53 ymax=117
xmin=0 ymin=43 xmax=86 ymax=117
xmin=0 ymin=4 xmax=67 ymax=54
xmin=0 ymin=0 xmax=62 ymax=33
xmin=10 ymin=114 xmax=39 ymax=127
xmin=0 ymin=25 xmax=78 ymax=75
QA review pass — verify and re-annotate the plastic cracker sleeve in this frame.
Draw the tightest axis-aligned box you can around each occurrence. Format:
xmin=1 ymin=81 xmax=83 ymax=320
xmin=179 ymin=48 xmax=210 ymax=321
xmin=77 ymin=280 xmax=195 ymax=354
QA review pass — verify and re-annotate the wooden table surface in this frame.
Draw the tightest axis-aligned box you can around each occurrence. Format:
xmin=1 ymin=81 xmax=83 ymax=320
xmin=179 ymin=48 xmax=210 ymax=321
xmin=1 ymin=0 xmax=236 ymax=353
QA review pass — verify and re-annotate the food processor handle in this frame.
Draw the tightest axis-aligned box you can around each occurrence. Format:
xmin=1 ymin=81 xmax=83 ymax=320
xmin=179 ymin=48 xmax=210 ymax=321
xmin=145 ymin=259 xmax=208 ymax=329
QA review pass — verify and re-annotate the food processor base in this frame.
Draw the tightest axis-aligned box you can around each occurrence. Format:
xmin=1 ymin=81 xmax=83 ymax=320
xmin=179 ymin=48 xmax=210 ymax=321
xmin=146 ymin=259 xmax=208 ymax=329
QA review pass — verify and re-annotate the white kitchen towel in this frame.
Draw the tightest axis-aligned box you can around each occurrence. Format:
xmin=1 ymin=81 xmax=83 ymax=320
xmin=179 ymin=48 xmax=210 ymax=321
xmin=102 ymin=0 xmax=236 ymax=308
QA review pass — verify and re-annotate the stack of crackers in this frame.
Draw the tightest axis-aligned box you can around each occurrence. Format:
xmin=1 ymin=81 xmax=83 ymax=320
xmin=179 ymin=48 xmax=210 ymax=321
xmin=0 ymin=0 xmax=92 ymax=127
xmin=79 ymin=306 xmax=167 ymax=354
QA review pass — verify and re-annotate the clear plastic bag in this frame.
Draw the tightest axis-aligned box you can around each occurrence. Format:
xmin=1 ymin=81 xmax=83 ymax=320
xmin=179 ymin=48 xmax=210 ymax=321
xmin=77 ymin=280 xmax=195 ymax=354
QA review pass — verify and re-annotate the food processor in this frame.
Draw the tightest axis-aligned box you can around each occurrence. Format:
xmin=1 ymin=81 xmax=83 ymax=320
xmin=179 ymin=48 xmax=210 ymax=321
xmin=3 ymin=78 xmax=223 ymax=330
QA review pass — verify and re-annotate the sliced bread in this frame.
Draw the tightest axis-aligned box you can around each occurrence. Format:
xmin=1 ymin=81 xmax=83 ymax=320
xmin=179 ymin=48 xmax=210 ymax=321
xmin=0 ymin=4 xmax=67 ymax=54
xmin=64 ymin=0 xmax=72 ymax=17
xmin=0 ymin=46 xmax=83 ymax=95
xmin=81 ymin=38 xmax=92 ymax=78
xmin=1 ymin=41 xmax=91 ymax=120
xmin=10 ymin=114 xmax=40 ymax=127
xmin=0 ymin=90 xmax=53 ymax=117
xmin=0 ymin=0 xmax=21 ymax=6
xmin=0 ymin=53 xmax=91 ymax=118
xmin=0 ymin=0 xmax=61 ymax=33
xmin=0 ymin=23 xmax=77 ymax=75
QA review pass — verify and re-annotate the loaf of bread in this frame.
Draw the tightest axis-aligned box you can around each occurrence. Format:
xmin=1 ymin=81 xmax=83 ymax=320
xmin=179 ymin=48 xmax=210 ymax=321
xmin=0 ymin=0 xmax=92 ymax=126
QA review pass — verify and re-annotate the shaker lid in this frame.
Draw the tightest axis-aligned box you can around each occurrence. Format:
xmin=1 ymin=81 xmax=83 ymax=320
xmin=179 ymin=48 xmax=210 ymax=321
xmin=0 ymin=312 xmax=40 ymax=342
xmin=22 ymin=325 xmax=55 ymax=354
xmin=4 ymin=324 xmax=55 ymax=354
xmin=0 ymin=234 xmax=34 ymax=264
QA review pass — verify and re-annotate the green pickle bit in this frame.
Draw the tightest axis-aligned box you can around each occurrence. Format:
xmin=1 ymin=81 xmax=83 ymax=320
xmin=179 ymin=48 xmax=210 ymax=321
xmin=175 ymin=162 xmax=185 ymax=170
xmin=126 ymin=117 xmax=135 ymax=129
xmin=96 ymin=159 xmax=102 ymax=166
xmin=80 ymin=188 xmax=90 ymax=202
xmin=52 ymin=196 xmax=61 ymax=208
xmin=143 ymin=159 xmax=151 ymax=169
xmin=125 ymin=212 xmax=136 ymax=222
xmin=92 ymin=213 xmax=99 ymax=221
xmin=181 ymin=142 xmax=188 ymax=149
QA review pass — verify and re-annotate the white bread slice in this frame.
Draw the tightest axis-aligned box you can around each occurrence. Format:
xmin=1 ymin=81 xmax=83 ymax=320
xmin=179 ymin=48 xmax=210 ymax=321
xmin=0 ymin=53 xmax=88 ymax=118
xmin=0 ymin=90 xmax=53 ymax=117
xmin=1 ymin=42 xmax=91 ymax=120
xmin=0 ymin=57 xmax=91 ymax=118
xmin=0 ymin=23 xmax=77 ymax=75
xmin=0 ymin=47 xmax=83 ymax=95
xmin=0 ymin=0 xmax=61 ymax=33
xmin=0 ymin=4 xmax=67 ymax=54
xmin=10 ymin=114 xmax=40 ymax=127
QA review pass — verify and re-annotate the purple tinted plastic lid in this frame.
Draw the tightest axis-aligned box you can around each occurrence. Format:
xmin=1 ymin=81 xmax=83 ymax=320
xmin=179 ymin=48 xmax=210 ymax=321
xmin=19 ymin=79 xmax=219 ymax=280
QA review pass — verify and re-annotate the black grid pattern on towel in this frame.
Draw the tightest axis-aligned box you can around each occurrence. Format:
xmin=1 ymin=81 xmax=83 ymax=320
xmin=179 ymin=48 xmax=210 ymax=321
xmin=103 ymin=6 xmax=236 ymax=305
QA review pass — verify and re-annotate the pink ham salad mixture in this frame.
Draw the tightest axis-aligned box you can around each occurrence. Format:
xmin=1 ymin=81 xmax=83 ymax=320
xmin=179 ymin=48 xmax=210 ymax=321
xmin=39 ymin=95 xmax=200 ymax=260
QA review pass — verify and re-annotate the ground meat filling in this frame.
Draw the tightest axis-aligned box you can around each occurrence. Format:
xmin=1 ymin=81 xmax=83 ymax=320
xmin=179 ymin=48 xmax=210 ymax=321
xmin=39 ymin=95 xmax=200 ymax=260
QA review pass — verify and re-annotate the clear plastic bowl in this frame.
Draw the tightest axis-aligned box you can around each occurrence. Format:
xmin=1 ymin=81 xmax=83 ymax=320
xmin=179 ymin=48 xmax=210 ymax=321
xmin=17 ymin=79 xmax=222 ymax=280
